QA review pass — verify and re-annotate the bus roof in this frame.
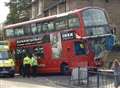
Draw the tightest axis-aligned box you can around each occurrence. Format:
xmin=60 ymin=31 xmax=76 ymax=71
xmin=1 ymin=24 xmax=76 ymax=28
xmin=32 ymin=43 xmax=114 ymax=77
xmin=4 ymin=7 xmax=104 ymax=29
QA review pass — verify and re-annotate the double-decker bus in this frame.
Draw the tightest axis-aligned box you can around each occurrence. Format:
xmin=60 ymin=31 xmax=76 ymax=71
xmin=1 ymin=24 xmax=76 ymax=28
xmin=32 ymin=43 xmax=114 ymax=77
xmin=3 ymin=7 xmax=114 ymax=74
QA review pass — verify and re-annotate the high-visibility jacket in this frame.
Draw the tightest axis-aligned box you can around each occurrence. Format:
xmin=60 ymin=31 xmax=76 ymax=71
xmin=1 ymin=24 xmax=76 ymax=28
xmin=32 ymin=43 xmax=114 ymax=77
xmin=23 ymin=56 xmax=31 ymax=65
xmin=31 ymin=57 xmax=38 ymax=66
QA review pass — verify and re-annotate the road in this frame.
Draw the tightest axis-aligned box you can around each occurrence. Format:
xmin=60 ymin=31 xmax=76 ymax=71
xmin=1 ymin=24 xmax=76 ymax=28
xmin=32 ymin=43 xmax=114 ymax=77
xmin=0 ymin=75 xmax=70 ymax=88
xmin=0 ymin=74 xmax=117 ymax=88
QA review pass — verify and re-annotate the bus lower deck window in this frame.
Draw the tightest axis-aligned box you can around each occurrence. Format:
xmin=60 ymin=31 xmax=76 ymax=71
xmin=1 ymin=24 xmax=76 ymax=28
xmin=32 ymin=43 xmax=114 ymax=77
xmin=74 ymin=42 xmax=86 ymax=55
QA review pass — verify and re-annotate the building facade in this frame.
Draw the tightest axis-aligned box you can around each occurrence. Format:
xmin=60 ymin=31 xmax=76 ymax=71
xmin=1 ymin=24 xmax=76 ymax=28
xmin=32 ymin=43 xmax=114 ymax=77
xmin=31 ymin=0 xmax=120 ymax=39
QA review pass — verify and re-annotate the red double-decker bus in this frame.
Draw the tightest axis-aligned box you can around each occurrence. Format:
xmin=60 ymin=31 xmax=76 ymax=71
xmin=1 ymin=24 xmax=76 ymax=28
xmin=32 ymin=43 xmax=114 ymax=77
xmin=3 ymin=7 xmax=114 ymax=74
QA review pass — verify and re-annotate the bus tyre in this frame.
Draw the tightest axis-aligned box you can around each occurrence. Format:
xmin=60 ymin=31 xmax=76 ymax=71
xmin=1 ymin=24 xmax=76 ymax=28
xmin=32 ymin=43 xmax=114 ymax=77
xmin=61 ymin=64 xmax=70 ymax=75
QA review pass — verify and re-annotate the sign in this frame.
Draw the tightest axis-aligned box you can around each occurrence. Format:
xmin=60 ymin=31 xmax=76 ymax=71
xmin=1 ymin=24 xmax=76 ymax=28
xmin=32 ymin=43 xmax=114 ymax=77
xmin=61 ymin=31 xmax=75 ymax=40
xmin=16 ymin=35 xmax=50 ymax=47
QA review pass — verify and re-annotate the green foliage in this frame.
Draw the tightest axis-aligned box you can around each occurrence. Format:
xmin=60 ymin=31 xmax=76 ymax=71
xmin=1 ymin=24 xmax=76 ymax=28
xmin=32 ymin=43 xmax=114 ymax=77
xmin=5 ymin=0 xmax=31 ymax=25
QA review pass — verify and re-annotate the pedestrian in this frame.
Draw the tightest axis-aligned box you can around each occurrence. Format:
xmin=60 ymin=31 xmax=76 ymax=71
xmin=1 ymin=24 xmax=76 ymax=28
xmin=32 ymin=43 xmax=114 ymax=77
xmin=23 ymin=53 xmax=31 ymax=78
xmin=111 ymin=59 xmax=120 ymax=88
xmin=31 ymin=54 xmax=38 ymax=77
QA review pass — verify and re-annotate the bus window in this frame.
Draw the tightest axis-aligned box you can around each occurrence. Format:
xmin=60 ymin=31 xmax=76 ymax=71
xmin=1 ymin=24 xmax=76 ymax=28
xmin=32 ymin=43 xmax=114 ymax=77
xmin=48 ymin=21 xmax=55 ymax=32
xmin=82 ymin=9 xmax=110 ymax=36
xmin=83 ymin=9 xmax=108 ymax=27
xmin=34 ymin=47 xmax=44 ymax=58
xmin=24 ymin=24 xmax=31 ymax=35
xmin=5 ymin=29 xmax=14 ymax=37
xmin=55 ymin=17 xmax=67 ymax=30
xmin=74 ymin=42 xmax=86 ymax=55
xmin=15 ymin=48 xmax=25 ymax=59
xmin=68 ymin=15 xmax=80 ymax=28
xmin=42 ymin=22 xmax=49 ymax=32
xmin=85 ymin=26 xmax=110 ymax=36
xmin=31 ymin=23 xmax=38 ymax=34
xmin=14 ymin=27 xmax=24 ymax=36
xmin=36 ymin=22 xmax=42 ymax=33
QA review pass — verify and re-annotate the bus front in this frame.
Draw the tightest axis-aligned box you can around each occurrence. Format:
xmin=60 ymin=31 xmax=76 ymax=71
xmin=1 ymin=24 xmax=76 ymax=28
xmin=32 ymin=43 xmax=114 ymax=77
xmin=82 ymin=7 xmax=115 ymax=66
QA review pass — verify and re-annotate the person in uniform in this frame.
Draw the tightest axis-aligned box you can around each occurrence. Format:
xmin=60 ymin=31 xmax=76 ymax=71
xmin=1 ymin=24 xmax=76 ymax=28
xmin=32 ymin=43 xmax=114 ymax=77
xmin=31 ymin=54 xmax=38 ymax=77
xmin=23 ymin=53 xmax=31 ymax=78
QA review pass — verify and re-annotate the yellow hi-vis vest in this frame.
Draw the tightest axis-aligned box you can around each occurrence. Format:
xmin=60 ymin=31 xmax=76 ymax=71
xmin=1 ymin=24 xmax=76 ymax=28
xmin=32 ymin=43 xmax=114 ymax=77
xmin=31 ymin=57 xmax=38 ymax=66
xmin=23 ymin=56 xmax=31 ymax=65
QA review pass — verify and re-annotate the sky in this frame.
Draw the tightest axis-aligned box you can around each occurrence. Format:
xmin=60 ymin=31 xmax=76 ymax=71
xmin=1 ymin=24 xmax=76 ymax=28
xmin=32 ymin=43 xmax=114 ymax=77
xmin=0 ymin=0 xmax=10 ymax=23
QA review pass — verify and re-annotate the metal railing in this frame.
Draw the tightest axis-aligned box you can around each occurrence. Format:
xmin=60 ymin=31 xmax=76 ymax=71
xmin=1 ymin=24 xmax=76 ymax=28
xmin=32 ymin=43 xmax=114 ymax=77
xmin=69 ymin=68 xmax=118 ymax=88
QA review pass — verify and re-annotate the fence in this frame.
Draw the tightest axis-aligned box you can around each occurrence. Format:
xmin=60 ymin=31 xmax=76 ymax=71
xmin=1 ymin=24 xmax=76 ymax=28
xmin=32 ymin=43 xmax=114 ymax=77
xmin=69 ymin=67 xmax=118 ymax=88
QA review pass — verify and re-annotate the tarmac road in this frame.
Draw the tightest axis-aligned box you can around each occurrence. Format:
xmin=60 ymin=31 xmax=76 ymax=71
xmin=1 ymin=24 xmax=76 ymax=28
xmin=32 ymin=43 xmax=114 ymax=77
xmin=0 ymin=74 xmax=117 ymax=88
xmin=0 ymin=75 xmax=70 ymax=88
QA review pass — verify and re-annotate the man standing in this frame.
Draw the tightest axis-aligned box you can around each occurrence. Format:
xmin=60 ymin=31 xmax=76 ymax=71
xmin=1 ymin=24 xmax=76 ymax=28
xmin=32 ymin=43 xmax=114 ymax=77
xmin=31 ymin=54 xmax=38 ymax=77
xmin=23 ymin=54 xmax=31 ymax=78
xmin=111 ymin=59 xmax=120 ymax=88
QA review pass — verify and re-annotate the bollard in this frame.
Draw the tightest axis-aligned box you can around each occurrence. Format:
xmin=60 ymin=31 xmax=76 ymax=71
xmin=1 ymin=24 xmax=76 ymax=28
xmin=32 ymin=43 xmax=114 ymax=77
xmin=97 ymin=70 xmax=100 ymax=88
xmin=78 ymin=66 xmax=80 ymax=85
xmin=87 ymin=69 xmax=89 ymax=87
xmin=114 ymin=74 xmax=118 ymax=88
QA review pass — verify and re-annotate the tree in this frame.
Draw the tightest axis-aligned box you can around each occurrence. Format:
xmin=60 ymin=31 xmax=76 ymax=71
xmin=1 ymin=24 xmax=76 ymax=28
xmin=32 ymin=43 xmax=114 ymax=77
xmin=5 ymin=0 xmax=31 ymax=25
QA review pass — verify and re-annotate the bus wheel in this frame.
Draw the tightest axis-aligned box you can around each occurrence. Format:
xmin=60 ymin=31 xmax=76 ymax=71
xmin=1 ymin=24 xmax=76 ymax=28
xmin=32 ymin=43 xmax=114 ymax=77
xmin=60 ymin=64 xmax=70 ymax=75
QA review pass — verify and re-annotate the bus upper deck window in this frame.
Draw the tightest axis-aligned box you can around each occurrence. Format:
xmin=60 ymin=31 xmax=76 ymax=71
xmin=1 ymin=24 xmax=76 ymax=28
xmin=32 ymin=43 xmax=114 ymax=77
xmin=31 ymin=23 xmax=38 ymax=34
xmin=83 ymin=9 xmax=108 ymax=27
xmin=24 ymin=25 xmax=31 ymax=35
xmin=14 ymin=27 xmax=24 ymax=36
xmin=68 ymin=15 xmax=80 ymax=28
xmin=5 ymin=29 xmax=14 ymax=37
xmin=42 ymin=22 xmax=48 ymax=32
xmin=37 ymin=23 xmax=42 ymax=33
xmin=55 ymin=18 xmax=67 ymax=30
xmin=48 ymin=21 xmax=55 ymax=32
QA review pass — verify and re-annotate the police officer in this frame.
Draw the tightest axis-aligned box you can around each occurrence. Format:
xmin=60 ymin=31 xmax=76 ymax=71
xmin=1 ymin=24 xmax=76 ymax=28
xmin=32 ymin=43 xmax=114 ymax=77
xmin=23 ymin=53 xmax=31 ymax=78
xmin=31 ymin=54 xmax=38 ymax=77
